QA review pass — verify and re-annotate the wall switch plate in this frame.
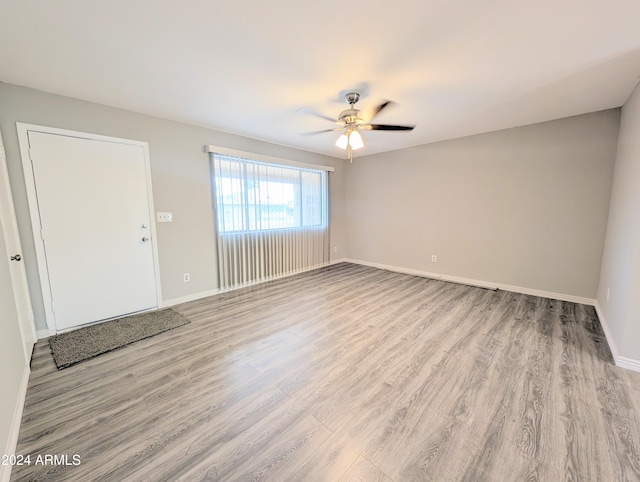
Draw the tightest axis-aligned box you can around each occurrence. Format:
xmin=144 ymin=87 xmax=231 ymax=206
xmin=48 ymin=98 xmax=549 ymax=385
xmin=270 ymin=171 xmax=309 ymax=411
xmin=157 ymin=212 xmax=173 ymax=222
xmin=333 ymin=246 xmax=338 ymax=253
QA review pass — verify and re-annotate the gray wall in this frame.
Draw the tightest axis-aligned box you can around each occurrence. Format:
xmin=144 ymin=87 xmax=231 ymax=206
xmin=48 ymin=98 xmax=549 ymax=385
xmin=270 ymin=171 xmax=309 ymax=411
xmin=597 ymin=82 xmax=640 ymax=360
xmin=345 ymin=110 xmax=619 ymax=299
xmin=0 ymin=83 xmax=346 ymax=332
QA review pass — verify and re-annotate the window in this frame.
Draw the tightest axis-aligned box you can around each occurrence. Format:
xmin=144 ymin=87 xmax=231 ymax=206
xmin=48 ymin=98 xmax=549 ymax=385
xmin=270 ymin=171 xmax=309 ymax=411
xmin=210 ymin=151 xmax=330 ymax=289
xmin=213 ymin=154 xmax=327 ymax=234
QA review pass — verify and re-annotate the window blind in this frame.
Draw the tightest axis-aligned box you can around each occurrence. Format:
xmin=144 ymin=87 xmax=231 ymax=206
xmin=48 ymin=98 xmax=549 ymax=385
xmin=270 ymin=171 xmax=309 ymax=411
xmin=211 ymin=152 xmax=329 ymax=289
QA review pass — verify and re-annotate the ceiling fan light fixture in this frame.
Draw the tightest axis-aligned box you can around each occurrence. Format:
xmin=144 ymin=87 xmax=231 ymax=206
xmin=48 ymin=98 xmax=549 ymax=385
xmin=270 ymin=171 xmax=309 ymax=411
xmin=305 ymin=91 xmax=414 ymax=160
xmin=335 ymin=133 xmax=349 ymax=149
xmin=349 ymin=131 xmax=364 ymax=150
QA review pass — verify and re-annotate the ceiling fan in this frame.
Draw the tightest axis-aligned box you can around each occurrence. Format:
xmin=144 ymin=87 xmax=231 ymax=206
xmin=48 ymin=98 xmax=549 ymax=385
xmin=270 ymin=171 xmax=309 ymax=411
xmin=303 ymin=92 xmax=415 ymax=162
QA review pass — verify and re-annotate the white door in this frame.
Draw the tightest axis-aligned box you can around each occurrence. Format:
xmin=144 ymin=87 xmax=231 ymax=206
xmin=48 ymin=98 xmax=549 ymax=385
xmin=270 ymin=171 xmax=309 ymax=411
xmin=25 ymin=130 xmax=158 ymax=331
xmin=0 ymin=130 xmax=36 ymax=363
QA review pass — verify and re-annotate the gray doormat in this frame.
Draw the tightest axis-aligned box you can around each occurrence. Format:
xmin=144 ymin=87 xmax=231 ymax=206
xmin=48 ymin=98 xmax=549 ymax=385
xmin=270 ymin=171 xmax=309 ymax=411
xmin=49 ymin=308 xmax=190 ymax=369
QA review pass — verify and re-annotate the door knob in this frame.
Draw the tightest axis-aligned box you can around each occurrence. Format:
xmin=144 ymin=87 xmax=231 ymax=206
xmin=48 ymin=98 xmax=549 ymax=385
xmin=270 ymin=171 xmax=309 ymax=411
xmin=141 ymin=237 xmax=150 ymax=243
xmin=141 ymin=224 xmax=148 ymax=229
xmin=10 ymin=254 xmax=21 ymax=262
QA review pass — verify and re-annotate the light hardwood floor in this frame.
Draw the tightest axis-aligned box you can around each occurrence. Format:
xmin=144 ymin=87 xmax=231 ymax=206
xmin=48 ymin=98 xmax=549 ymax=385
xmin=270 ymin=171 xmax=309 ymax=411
xmin=12 ymin=262 xmax=640 ymax=481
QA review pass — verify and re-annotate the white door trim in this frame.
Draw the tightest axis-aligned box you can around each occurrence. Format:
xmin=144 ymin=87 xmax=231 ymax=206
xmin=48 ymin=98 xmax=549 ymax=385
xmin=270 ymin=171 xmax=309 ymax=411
xmin=0 ymin=130 xmax=37 ymax=363
xmin=16 ymin=123 xmax=163 ymax=335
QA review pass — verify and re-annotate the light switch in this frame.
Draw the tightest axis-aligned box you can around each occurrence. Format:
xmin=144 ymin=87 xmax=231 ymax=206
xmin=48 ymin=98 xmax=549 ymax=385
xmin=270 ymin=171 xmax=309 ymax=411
xmin=157 ymin=212 xmax=173 ymax=222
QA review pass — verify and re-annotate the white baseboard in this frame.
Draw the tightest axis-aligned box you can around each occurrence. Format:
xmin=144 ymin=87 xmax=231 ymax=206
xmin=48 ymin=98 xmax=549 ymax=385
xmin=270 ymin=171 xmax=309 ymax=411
xmin=161 ymin=289 xmax=219 ymax=308
xmin=344 ymin=258 xmax=499 ymax=290
xmin=1 ymin=364 xmax=30 ymax=482
xmin=343 ymin=258 xmax=596 ymax=306
xmin=329 ymin=258 xmax=349 ymax=265
xmin=594 ymin=301 xmax=640 ymax=373
xmin=495 ymin=282 xmax=595 ymax=306
xmin=615 ymin=356 xmax=640 ymax=372
xmin=161 ymin=262 xmax=343 ymax=308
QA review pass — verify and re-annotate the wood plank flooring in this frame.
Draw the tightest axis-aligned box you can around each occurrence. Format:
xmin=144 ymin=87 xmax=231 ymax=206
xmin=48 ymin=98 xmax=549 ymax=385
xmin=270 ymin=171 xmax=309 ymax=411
xmin=11 ymin=262 xmax=640 ymax=481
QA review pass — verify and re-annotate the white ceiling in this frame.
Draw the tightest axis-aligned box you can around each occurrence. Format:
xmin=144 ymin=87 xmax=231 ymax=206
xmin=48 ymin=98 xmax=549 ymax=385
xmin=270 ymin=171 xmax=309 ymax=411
xmin=2 ymin=0 xmax=640 ymax=159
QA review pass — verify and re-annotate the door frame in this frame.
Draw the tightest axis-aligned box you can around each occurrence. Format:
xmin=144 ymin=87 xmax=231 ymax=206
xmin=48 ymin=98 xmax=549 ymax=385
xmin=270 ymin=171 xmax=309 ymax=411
xmin=0 ymin=129 xmax=37 ymax=363
xmin=16 ymin=123 xmax=163 ymax=334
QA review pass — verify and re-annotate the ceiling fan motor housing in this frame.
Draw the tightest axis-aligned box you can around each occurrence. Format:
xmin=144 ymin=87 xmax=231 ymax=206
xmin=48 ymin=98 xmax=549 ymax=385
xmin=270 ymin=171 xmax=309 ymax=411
xmin=338 ymin=108 xmax=361 ymax=127
xmin=300 ymin=91 xmax=414 ymax=156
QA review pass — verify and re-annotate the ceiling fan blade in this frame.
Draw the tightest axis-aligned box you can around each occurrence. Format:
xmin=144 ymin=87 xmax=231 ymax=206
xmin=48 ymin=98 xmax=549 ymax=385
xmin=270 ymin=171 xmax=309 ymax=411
xmin=301 ymin=128 xmax=343 ymax=136
xmin=361 ymin=124 xmax=415 ymax=131
xmin=360 ymin=100 xmax=393 ymax=122
xmin=297 ymin=107 xmax=337 ymax=123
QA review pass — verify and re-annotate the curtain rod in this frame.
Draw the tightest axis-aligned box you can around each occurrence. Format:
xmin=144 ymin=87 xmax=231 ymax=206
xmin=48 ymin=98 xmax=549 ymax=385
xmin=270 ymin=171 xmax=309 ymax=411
xmin=205 ymin=145 xmax=335 ymax=172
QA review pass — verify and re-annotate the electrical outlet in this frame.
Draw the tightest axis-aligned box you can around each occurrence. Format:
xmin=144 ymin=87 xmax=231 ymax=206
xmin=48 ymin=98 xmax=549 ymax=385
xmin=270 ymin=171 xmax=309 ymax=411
xmin=183 ymin=273 xmax=190 ymax=283
xmin=333 ymin=246 xmax=338 ymax=253
xmin=432 ymin=255 xmax=437 ymax=262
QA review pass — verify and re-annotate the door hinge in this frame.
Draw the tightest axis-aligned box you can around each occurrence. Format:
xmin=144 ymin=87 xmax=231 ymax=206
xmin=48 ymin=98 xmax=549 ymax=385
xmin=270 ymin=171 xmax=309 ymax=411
xmin=40 ymin=228 xmax=45 ymax=241
xmin=50 ymin=301 xmax=55 ymax=314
